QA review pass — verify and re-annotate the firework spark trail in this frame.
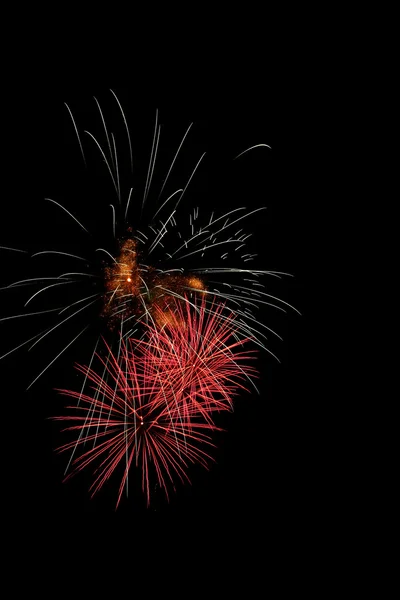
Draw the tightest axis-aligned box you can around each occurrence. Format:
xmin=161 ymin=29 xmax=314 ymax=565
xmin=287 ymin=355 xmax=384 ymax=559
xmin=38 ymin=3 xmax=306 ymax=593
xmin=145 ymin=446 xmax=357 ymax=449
xmin=55 ymin=296 xmax=258 ymax=507
xmin=147 ymin=297 xmax=259 ymax=413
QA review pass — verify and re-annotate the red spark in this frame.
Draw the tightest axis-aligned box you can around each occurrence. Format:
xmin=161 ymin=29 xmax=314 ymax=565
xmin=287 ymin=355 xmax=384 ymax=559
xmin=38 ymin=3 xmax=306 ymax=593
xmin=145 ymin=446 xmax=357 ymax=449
xmin=54 ymin=296 xmax=258 ymax=507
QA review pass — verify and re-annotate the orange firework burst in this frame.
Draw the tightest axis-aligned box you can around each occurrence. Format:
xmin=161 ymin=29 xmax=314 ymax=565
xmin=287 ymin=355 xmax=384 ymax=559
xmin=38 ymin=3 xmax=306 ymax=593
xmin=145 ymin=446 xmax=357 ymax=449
xmin=101 ymin=235 xmax=206 ymax=330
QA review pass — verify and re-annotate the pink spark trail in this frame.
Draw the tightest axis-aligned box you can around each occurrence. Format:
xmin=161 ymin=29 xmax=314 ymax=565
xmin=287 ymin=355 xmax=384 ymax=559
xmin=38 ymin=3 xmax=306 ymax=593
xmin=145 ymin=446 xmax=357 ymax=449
xmin=54 ymin=296 xmax=258 ymax=507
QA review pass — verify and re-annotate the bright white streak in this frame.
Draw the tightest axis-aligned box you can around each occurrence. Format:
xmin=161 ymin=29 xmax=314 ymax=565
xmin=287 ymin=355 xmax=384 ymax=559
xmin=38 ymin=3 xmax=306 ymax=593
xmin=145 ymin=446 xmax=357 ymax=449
xmin=26 ymin=326 xmax=89 ymax=390
xmin=156 ymin=122 xmax=193 ymax=204
xmin=28 ymin=298 xmax=98 ymax=350
xmin=45 ymin=198 xmax=89 ymax=234
xmin=174 ymin=153 xmax=206 ymax=210
xmin=24 ymin=280 xmax=76 ymax=307
xmin=110 ymin=89 xmax=133 ymax=173
xmin=31 ymin=251 xmax=88 ymax=262
xmin=64 ymin=102 xmax=86 ymax=165
xmin=0 ymin=246 xmax=27 ymax=253
xmin=234 ymin=144 xmax=272 ymax=160
xmin=84 ymin=130 xmax=119 ymax=197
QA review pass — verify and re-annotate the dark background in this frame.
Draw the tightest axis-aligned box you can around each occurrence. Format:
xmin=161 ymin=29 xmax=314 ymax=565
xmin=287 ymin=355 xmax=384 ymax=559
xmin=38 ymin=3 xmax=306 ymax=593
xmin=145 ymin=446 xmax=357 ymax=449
xmin=2 ymin=88 xmax=312 ymax=558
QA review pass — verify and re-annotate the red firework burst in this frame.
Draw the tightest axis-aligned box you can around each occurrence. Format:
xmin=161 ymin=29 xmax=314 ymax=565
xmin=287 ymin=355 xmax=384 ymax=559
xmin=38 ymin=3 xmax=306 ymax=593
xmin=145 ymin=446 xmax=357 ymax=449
xmin=54 ymin=297 xmax=258 ymax=507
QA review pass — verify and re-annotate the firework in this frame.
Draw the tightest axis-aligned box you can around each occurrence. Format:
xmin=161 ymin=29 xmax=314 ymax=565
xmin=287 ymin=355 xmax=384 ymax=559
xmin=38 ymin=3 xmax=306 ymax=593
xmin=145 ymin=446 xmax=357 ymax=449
xmin=0 ymin=91 xmax=297 ymax=392
xmin=0 ymin=91 xmax=299 ymax=507
xmin=54 ymin=296 xmax=258 ymax=507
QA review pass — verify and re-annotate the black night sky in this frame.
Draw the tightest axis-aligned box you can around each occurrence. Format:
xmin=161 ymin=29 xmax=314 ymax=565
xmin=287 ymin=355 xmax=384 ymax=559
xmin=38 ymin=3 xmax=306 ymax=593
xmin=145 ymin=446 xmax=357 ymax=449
xmin=2 ymin=87 xmax=312 ymax=558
